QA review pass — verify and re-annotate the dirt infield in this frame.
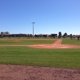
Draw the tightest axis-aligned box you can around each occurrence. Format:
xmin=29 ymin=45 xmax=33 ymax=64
xmin=0 ymin=65 xmax=80 ymax=80
xmin=28 ymin=39 xmax=80 ymax=49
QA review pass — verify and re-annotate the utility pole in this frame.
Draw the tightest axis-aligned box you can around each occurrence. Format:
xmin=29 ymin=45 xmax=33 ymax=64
xmin=32 ymin=22 xmax=35 ymax=37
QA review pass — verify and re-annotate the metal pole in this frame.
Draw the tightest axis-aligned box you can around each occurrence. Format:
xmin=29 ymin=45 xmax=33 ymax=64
xmin=33 ymin=23 xmax=34 ymax=36
xmin=32 ymin=22 xmax=35 ymax=37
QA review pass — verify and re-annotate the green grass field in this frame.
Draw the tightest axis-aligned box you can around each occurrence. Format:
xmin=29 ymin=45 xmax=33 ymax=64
xmin=0 ymin=38 xmax=55 ymax=45
xmin=62 ymin=38 xmax=80 ymax=45
xmin=0 ymin=38 xmax=80 ymax=69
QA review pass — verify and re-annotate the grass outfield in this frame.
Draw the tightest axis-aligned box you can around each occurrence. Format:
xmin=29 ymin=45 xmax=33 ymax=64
xmin=62 ymin=38 xmax=80 ymax=45
xmin=0 ymin=38 xmax=56 ymax=45
xmin=0 ymin=38 xmax=80 ymax=69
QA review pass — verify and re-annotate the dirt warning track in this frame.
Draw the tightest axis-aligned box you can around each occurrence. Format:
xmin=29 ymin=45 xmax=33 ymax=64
xmin=28 ymin=39 xmax=80 ymax=49
xmin=0 ymin=65 xmax=80 ymax=80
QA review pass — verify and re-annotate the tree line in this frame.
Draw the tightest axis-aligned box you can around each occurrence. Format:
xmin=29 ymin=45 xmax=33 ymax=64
xmin=0 ymin=31 xmax=79 ymax=39
xmin=0 ymin=32 xmax=57 ymax=38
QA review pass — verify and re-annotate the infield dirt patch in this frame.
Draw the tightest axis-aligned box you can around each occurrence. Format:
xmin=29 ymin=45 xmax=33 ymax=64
xmin=9 ymin=40 xmax=23 ymax=42
xmin=28 ymin=39 xmax=80 ymax=49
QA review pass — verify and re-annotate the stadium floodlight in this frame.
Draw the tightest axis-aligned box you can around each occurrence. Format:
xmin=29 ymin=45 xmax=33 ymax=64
xmin=32 ymin=22 xmax=35 ymax=36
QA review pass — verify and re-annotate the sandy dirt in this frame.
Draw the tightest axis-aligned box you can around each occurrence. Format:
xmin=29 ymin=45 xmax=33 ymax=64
xmin=0 ymin=39 xmax=80 ymax=80
xmin=0 ymin=65 xmax=80 ymax=80
xmin=28 ymin=39 xmax=80 ymax=49
xmin=10 ymin=40 xmax=23 ymax=42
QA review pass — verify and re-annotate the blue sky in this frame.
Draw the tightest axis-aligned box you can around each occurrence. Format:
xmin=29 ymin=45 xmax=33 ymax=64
xmin=0 ymin=0 xmax=80 ymax=35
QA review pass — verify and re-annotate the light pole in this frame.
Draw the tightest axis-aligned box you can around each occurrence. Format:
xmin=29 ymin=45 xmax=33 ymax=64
xmin=32 ymin=22 xmax=35 ymax=37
